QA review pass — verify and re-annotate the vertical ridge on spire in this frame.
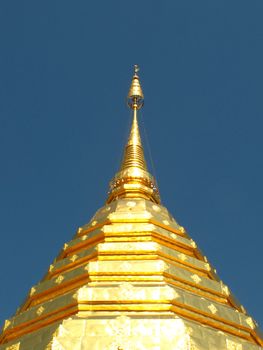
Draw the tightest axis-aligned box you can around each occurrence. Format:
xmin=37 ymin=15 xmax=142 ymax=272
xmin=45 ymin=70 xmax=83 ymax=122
xmin=107 ymin=65 xmax=160 ymax=204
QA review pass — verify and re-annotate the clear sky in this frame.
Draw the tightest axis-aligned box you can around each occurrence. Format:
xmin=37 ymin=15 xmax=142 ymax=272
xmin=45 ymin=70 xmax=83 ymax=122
xmin=0 ymin=0 xmax=263 ymax=329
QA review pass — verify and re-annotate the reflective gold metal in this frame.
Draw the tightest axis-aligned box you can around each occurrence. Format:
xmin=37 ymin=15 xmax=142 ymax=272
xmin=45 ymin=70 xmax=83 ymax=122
xmin=0 ymin=67 xmax=262 ymax=350
xmin=107 ymin=65 xmax=160 ymax=204
xmin=127 ymin=64 xmax=144 ymax=109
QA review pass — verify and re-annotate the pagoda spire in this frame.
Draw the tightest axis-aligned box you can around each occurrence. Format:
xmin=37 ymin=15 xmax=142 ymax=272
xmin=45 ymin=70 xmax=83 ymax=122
xmin=121 ymin=65 xmax=147 ymax=172
xmin=107 ymin=65 xmax=160 ymax=204
xmin=1 ymin=66 xmax=263 ymax=350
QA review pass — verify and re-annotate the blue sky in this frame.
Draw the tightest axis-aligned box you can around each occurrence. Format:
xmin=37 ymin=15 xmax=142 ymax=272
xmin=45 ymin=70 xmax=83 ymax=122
xmin=0 ymin=0 xmax=263 ymax=328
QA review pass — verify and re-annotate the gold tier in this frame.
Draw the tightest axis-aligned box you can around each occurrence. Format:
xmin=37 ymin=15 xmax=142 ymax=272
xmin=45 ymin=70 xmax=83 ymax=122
xmin=1 ymin=199 xmax=262 ymax=349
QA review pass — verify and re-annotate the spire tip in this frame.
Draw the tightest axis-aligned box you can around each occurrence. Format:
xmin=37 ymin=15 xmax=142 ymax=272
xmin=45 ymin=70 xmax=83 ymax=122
xmin=134 ymin=64 xmax=139 ymax=75
xmin=127 ymin=65 xmax=144 ymax=109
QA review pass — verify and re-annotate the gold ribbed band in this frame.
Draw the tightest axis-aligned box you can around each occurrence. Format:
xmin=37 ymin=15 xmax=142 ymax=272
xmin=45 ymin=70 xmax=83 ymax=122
xmin=121 ymin=143 xmax=146 ymax=169
xmin=121 ymin=110 xmax=147 ymax=171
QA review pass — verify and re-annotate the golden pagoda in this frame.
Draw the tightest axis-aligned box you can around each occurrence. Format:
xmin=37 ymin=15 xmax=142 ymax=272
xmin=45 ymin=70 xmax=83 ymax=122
xmin=1 ymin=66 xmax=263 ymax=350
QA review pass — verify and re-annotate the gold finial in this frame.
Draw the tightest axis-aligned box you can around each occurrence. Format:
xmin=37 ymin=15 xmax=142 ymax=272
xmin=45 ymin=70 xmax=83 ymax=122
xmin=107 ymin=66 xmax=160 ymax=204
xmin=127 ymin=65 xmax=144 ymax=109
xmin=123 ymin=66 xmax=147 ymax=171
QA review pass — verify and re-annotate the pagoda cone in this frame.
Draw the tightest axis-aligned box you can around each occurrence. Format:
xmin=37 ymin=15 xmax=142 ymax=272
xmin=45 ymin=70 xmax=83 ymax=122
xmin=0 ymin=66 xmax=263 ymax=350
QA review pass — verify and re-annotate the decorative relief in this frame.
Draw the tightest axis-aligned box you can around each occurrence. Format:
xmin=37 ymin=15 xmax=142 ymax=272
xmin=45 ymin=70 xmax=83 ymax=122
xmin=3 ymin=319 xmax=11 ymax=331
xmin=119 ymin=282 xmax=134 ymax=299
xmin=72 ymin=291 xmax=78 ymax=300
xmin=222 ymin=285 xmax=230 ymax=296
xmin=179 ymin=226 xmax=185 ymax=234
xmin=36 ymin=306 xmax=45 ymax=316
xmin=6 ymin=343 xmax=20 ymax=350
xmin=91 ymin=220 xmax=97 ymax=226
xmin=30 ymin=287 xmax=36 ymax=296
xmin=81 ymin=235 xmax=88 ymax=241
xmin=226 ymin=339 xmax=242 ymax=350
xmin=245 ymin=317 xmax=255 ymax=329
xmin=152 ymin=204 xmax=161 ymax=212
xmin=178 ymin=253 xmax=187 ymax=261
xmin=77 ymin=227 xmax=83 ymax=234
xmin=55 ymin=275 xmax=64 ymax=284
xmin=205 ymin=263 xmax=211 ymax=271
xmin=171 ymin=233 xmax=177 ymax=240
xmin=162 ymin=219 xmax=169 ymax=226
xmin=208 ymin=303 xmax=218 ymax=314
xmin=69 ymin=254 xmax=78 ymax=262
xmin=63 ymin=243 xmax=68 ymax=250
xmin=190 ymin=274 xmax=201 ymax=284
xmin=108 ymin=315 xmax=130 ymax=337
xmin=240 ymin=305 xmax=246 ymax=314
xmin=190 ymin=240 xmax=197 ymax=248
